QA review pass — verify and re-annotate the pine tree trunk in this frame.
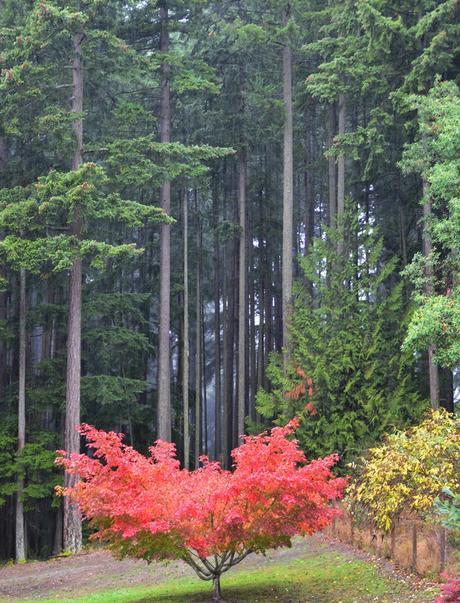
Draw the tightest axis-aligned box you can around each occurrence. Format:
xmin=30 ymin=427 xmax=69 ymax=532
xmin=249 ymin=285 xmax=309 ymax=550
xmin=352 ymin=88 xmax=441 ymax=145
xmin=304 ymin=119 xmax=315 ymax=255
xmin=282 ymin=8 xmax=294 ymax=363
xmin=157 ymin=1 xmax=172 ymax=441
xmin=237 ymin=147 xmax=247 ymax=438
xmin=194 ymin=193 xmax=201 ymax=468
xmin=337 ymin=93 xmax=346 ymax=257
xmin=16 ymin=267 xmax=26 ymax=562
xmin=422 ymin=179 xmax=440 ymax=409
xmin=213 ymin=188 xmax=221 ymax=462
xmin=64 ymin=30 xmax=84 ymax=554
xmin=182 ymin=190 xmax=190 ymax=469
xmin=52 ymin=504 xmax=63 ymax=556
xmin=201 ymin=296 xmax=208 ymax=455
xmin=328 ymin=104 xmax=337 ymax=227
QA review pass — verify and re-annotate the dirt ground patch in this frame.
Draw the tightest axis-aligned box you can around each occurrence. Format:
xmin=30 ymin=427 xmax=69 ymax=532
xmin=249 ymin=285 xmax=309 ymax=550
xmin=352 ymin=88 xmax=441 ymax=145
xmin=0 ymin=534 xmax=435 ymax=602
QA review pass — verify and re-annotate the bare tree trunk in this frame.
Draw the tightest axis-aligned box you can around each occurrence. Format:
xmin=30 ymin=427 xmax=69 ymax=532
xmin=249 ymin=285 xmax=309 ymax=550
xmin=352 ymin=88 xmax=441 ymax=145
xmin=213 ymin=189 xmax=221 ymax=462
xmin=328 ymin=104 xmax=337 ymax=227
xmin=52 ymin=504 xmax=63 ymax=556
xmin=16 ymin=268 xmax=26 ymax=562
xmin=282 ymin=7 xmax=294 ymax=363
xmin=64 ymin=30 xmax=84 ymax=554
xmin=337 ymin=94 xmax=346 ymax=256
xmin=304 ymin=119 xmax=315 ymax=255
xmin=212 ymin=573 xmax=222 ymax=601
xmin=194 ymin=193 xmax=201 ymax=468
xmin=422 ymin=180 xmax=440 ymax=409
xmin=222 ymin=240 xmax=229 ymax=468
xmin=157 ymin=1 xmax=172 ymax=441
xmin=237 ymin=147 xmax=247 ymax=438
xmin=249 ymin=245 xmax=257 ymax=420
xmin=182 ymin=190 xmax=190 ymax=469
xmin=337 ymin=94 xmax=346 ymax=218
xmin=201 ymin=296 xmax=208 ymax=455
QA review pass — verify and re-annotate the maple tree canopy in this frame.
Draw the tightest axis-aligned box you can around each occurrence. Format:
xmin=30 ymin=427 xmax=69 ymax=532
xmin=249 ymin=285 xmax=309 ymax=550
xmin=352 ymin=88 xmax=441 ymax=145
xmin=56 ymin=418 xmax=346 ymax=600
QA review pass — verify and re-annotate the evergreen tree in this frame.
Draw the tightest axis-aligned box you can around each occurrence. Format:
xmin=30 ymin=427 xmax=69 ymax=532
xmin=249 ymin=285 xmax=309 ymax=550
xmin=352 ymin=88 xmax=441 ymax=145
xmin=257 ymin=214 xmax=426 ymax=463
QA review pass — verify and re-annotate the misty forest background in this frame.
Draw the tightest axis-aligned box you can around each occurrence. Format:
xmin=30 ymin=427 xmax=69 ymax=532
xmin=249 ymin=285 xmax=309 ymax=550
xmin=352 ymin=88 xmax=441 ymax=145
xmin=0 ymin=0 xmax=459 ymax=562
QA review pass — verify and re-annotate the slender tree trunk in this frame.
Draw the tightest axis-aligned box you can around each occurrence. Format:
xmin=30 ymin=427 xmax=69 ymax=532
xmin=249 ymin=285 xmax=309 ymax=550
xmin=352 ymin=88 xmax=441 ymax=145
xmin=182 ymin=190 xmax=190 ymax=469
xmin=282 ymin=8 xmax=294 ymax=362
xmin=337 ymin=94 xmax=346 ymax=256
xmin=201 ymin=296 xmax=208 ymax=455
xmin=304 ymin=119 xmax=315 ymax=255
xmin=157 ymin=1 xmax=172 ymax=441
xmin=194 ymin=193 xmax=201 ymax=468
xmin=328 ymin=104 xmax=337 ymax=227
xmin=213 ymin=189 xmax=221 ymax=461
xmin=52 ymin=504 xmax=63 ymax=556
xmin=16 ymin=268 xmax=26 ymax=562
xmin=212 ymin=573 xmax=222 ymax=601
xmin=64 ymin=30 xmax=84 ymax=554
xmin=249 ymin=246 xmax=257 ymax=420
xmin=337 ymin=94 xmax=346 ymax=218
xmin=237 ymin=147 xmax=247 ymax=437
xmin=222 ymin=241 xmax=229 ymax=467
xmin=422 ymin=180 xmax=440 ymax=409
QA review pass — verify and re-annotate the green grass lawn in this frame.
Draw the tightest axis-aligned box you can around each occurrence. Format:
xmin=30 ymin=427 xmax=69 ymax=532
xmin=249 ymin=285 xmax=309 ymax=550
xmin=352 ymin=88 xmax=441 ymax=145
xmin=12 ymin=551 xmax=437 ymax=603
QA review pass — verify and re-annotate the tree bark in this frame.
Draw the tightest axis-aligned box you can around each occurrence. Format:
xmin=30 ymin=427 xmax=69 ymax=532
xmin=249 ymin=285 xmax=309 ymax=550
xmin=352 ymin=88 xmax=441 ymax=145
xmin=337 ymin=93 xmax=346 ymax=257
xmin=328 ymin=104 xmax=337 ymax=227
xmin=222 ymin=241 xmax=229 ymax=467
xmin=182 ymin=190 xmax=190 ymax=469
xmin=194 ymin=193 xmax=201 ymax=468
xmin=157 ymin=1 xmax=172 ymax=441
xmin=337 ymin=94 xmax=346 ymax=218
xmin=304 ymin=114 xmax=315 ymax=256
xmin=16 ymin=268 xmax=26 ymax=562
xmin=422 ymin=179 xmax=440 ymax=409
xmin=282 ymin=7 xmax=294 ymax=363
xmin=201 ymin=294 xmax=208 ymax=455
xmin=212 ymin=574 xmax=222 ymax=601
xmin=237 ymin=146 xmax=247 ymax=438
xmin=213 ymin=188 xmax=221 ymax=462
xmin=64 ymin=30 xmax=84 ymax=554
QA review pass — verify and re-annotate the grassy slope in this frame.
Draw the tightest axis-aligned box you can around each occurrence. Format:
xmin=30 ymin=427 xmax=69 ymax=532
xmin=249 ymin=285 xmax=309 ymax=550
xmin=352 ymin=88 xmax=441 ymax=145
xmin=12 ymin=551 xmax=437 ymax=603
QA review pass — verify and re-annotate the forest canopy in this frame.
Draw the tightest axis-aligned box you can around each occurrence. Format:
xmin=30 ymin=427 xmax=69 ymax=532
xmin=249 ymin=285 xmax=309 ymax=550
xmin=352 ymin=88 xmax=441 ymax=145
xmin=0 ymin=0 xmax=458 ymax=562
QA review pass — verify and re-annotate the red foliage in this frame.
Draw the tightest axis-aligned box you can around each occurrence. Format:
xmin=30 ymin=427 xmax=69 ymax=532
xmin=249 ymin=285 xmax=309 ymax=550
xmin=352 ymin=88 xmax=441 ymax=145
xmin=56 ymin=419 xmax=345 ymax=593
xmin=435 ymin=574 xmax=460 ymax=603
xmin=285 ymin=367 xmax=314 ymax=401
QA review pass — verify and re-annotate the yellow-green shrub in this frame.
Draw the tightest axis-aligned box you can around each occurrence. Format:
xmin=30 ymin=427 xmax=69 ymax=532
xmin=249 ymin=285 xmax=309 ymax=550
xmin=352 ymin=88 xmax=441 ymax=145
xmin=351 ymin=409 xmax=460 ymax=531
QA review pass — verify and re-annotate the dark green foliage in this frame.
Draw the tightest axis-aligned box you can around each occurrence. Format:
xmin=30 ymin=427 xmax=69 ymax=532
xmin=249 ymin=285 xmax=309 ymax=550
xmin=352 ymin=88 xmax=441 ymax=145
xmin=257 ymin=214 xmax=427 ymax=464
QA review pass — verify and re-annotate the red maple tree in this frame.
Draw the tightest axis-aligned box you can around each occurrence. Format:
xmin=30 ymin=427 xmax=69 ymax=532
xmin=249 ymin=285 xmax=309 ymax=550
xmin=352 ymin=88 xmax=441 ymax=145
xmin=56 ymin=419 xmax=346 ymax=601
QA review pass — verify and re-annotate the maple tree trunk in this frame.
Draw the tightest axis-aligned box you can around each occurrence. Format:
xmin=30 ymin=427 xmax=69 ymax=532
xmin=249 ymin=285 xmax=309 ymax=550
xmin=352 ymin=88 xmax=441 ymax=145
xmin=157 ymin=1 xmax=172 ymax=441
xmin=422 ymin=179 xmax=440 ymax=409
xmin=182 ymin=191 xmax=190 ymax=469
xmin=282 ymin=7 xmax=293 ymax=363
xmin=16 ymin=267 xmax=26 ymax=562
xmin=212 ymin=574 xmax=222 ymax=601
xmin=64 ymin=30 xmax=84 ymax=554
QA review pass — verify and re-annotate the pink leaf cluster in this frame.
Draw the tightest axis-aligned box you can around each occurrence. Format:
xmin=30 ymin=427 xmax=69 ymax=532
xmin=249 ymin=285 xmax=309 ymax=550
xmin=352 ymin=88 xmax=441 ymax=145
xmin=56 ymin=419 xmax=346 ymax=562
xmin=435 ymin=575 xmax=460 ymax=603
